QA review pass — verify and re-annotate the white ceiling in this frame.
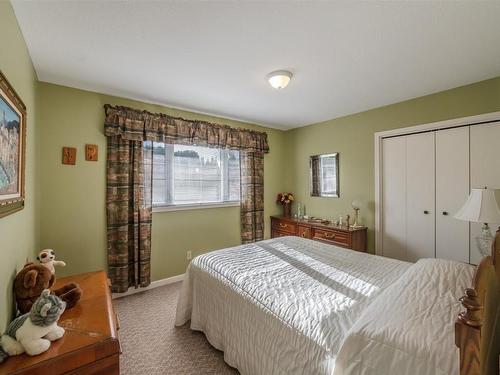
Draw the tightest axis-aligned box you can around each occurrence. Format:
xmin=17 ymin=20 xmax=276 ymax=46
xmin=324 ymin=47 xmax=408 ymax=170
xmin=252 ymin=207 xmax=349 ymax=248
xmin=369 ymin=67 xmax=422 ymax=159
xmin=12 ymin=1 xmax=500 ymax=130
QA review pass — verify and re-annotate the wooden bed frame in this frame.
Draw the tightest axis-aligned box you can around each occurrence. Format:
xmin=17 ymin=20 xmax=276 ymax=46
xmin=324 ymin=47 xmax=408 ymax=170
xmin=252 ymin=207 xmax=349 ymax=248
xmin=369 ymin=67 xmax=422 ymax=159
xmin=456 ymin=227 xmax=500 ymax=375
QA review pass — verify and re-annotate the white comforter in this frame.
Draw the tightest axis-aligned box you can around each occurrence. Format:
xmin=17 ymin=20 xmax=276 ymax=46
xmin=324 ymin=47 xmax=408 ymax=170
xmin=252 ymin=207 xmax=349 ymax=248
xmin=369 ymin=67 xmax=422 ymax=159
xmin=334 ymin=258 xmax=475 ymax=375
xmin=175 ymin=236 xmax=410 ymax=375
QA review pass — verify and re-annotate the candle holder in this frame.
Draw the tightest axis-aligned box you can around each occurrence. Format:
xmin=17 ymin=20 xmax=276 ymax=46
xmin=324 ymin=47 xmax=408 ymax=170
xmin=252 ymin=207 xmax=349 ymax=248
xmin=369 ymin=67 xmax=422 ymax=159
xmin=351 ymin=200 xmax=363 ymax=228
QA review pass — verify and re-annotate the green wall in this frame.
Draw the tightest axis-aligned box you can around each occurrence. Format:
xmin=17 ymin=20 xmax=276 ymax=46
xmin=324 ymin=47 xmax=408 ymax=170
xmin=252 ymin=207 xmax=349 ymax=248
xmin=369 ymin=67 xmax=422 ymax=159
xmin=285 ymin=76 xmax=500 ymax=252
xmin=37 ymin=82 xmax=286 ymax=281
xmin=0 ymin=2 xmax=39 ymax=330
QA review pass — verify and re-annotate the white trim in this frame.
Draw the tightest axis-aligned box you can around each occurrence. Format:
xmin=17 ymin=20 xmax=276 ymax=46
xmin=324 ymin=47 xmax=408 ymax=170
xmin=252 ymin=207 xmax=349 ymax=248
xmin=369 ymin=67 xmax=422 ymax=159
xmin=112 ymin=273 xmax=185 ymax=299
xmin=374 ymin=133 xmax=383 ymax=255
xmin=374 ymin=111 xmax=500 ymax=139
xmin=153 ymin=201 xmax=239 ymax=213
xmin=374 ymin=110 xmax=500 ymax=256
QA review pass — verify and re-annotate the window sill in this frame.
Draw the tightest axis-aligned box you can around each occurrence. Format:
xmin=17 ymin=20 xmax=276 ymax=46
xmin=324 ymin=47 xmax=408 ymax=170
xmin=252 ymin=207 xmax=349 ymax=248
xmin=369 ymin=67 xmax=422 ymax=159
xmin=153 ymin=202 xmax=240 ymax=213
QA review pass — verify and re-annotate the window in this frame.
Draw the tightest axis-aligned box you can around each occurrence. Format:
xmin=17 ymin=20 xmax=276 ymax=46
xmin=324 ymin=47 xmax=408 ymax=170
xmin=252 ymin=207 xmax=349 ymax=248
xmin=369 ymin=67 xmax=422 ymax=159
xmin=147 ymin=142 xmax=240 ymax=208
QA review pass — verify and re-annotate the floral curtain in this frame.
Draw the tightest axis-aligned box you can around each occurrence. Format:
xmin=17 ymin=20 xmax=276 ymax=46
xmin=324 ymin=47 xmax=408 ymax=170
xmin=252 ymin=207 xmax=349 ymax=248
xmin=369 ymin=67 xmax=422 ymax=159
xmin=104 ymin=105 xmax=269 ymax=292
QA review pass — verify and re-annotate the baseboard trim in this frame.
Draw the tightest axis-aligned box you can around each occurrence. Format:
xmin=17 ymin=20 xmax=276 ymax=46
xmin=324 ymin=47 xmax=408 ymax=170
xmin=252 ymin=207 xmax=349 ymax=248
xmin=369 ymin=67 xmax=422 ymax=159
xmin=112 ymin=273 xmax=185 ymax=299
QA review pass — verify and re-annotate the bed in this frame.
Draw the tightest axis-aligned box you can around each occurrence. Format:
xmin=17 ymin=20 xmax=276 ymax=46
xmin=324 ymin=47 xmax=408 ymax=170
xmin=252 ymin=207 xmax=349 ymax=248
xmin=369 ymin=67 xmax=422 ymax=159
xmin=175 ymin=233 xmax=500 ymax=375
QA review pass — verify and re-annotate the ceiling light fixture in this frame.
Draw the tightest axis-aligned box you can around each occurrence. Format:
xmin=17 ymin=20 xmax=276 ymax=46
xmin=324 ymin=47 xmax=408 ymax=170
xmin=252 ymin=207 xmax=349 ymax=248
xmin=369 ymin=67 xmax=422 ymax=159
xmin=267 ymin=70 xmax=292 ymax=89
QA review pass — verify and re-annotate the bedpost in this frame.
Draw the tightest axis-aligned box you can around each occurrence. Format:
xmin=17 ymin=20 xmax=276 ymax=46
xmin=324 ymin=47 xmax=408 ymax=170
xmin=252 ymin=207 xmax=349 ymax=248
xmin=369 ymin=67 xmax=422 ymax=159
xmin=455 ymin=227 xmax=500 ymax=375
xmin=455 ymin=288 xmax=482 ymax=375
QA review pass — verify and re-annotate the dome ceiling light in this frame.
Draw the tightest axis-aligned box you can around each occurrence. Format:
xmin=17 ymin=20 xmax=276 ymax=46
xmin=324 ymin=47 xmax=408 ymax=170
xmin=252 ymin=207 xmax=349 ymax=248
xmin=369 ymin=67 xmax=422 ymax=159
xmin=267 ymin=70 xmax=292 ymax=89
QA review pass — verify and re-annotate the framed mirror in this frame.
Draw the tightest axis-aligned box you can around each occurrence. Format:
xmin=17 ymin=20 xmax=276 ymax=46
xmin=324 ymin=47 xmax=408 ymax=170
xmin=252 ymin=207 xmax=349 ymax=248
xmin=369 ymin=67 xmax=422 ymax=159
xmin=310 ymin=153 xmax=339 ymax=198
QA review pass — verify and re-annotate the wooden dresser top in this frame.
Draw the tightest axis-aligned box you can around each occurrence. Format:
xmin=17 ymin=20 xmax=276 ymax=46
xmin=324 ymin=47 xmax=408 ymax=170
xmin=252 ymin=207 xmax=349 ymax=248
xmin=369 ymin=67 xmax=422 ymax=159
xmin=271 ymin=215 xmax=367 ymax=232
xmin=0 ymin=271 xmax=119 ymax=375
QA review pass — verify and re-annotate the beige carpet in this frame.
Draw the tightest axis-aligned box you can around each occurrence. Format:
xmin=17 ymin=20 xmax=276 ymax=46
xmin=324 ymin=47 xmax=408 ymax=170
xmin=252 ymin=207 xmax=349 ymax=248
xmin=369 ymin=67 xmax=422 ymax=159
xmin=113 ymin=282 xmax=239 ymax=375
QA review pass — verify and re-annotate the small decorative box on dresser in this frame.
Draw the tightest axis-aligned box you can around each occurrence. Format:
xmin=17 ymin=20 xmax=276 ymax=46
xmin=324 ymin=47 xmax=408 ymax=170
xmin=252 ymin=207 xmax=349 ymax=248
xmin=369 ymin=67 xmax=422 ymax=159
xmin=271 ymin=215 xmax=367 ymax=252
xmin=0 ymin=271 xmax=120 ymax=375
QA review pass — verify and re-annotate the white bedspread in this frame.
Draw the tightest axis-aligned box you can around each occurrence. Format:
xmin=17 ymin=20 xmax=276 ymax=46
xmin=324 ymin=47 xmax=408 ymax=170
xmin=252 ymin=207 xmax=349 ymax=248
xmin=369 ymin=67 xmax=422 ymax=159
xmin=334 ymin=258 xmax=475 ymax=375
xmin=175 ymin=236 xmax=410 ymax=375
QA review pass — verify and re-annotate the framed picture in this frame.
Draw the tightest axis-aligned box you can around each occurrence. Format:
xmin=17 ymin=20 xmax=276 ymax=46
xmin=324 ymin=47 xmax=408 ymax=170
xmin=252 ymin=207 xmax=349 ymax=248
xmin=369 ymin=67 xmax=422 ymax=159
xmin=0 ymin=71 xmax=26 ymax=218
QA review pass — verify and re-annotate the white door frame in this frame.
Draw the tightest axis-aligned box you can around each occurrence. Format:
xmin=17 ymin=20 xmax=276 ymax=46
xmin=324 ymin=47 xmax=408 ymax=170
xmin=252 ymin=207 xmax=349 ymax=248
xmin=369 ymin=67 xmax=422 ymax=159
xmin=374 ymin=111 xmax=500 ymax=255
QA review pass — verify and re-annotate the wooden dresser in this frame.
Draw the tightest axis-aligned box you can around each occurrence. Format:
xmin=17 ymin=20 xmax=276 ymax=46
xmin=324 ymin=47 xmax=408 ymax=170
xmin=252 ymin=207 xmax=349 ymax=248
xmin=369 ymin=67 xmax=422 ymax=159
xmin=0 ymin=271 xmax=120 ymax=375
xmin=271 ymin=215 xmax=367 ymax=252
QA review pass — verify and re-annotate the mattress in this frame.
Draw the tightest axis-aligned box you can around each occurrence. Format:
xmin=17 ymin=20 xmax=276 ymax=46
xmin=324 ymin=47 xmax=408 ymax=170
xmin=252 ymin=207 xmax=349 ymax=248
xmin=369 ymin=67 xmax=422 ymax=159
xmin=175 ymin=236 xmax=410 ymax=375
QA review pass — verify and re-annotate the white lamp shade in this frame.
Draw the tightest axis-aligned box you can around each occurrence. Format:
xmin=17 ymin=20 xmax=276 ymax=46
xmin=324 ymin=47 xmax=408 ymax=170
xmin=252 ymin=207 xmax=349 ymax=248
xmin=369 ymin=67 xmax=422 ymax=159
xmin=454 ymin=188 xmax=500 ymax=223
xmin=351 ymin=200 xmax=362 ymax=209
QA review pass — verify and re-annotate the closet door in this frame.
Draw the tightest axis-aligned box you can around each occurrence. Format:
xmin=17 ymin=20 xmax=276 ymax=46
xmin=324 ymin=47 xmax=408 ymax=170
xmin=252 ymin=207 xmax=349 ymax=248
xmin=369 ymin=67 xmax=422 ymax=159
xmin=435 ymin=127 xmax=470 ymax=263
xmin=470 ymin=121 xmax=500 ymax=265
xmin=381 ymin=137 xmax=406 ymax=261
xmin=405 ymin=132 xmax=435 ymax=262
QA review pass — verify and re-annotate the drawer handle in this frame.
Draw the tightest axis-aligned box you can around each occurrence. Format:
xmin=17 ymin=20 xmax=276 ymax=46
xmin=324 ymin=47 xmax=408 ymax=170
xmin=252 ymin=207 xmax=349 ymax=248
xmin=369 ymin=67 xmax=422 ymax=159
xmin=301 ymin=232 xmax=306 ymax=237
xmin=424 ymin=210 xmax=429 ymax=215
xmin=324 ymin=233 xmax=336 ymax=239
xmin=442 ymin=211 xmax=448 ymax=216
xmin=279 ymin=223 xmax=287 ymax=228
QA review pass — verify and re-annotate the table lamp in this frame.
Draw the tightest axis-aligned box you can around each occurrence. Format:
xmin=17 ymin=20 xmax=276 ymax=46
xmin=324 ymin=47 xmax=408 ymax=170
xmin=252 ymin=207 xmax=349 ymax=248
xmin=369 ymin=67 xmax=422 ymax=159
xmin=454 ymin=188 xmax=500 ymax=256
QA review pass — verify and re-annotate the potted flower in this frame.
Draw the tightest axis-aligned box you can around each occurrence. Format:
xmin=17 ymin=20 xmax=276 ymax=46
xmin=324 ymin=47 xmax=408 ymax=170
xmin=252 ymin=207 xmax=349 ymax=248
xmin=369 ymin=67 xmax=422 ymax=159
xmin=276 ymin=192 xmax=295 ymax=217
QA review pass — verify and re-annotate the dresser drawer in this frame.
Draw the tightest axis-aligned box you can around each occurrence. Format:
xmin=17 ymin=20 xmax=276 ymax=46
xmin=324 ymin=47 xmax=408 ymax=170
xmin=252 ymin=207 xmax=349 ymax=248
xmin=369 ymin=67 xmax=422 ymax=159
xmin=272 ymin=229 xmax=293 ymax=238
xmin=312 ymin=228 xmax=350 ymax=247
xmin=298 ymin=225 xmax=312 ymax=239
xmin=271 ymin=219 xmax=297 ymax=234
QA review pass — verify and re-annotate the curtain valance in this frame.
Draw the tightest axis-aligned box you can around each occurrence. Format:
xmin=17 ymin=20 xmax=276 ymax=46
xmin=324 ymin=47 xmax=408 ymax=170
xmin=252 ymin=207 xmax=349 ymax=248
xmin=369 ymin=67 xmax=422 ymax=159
xmin=104 ymin=104 xmax=269 ymax=153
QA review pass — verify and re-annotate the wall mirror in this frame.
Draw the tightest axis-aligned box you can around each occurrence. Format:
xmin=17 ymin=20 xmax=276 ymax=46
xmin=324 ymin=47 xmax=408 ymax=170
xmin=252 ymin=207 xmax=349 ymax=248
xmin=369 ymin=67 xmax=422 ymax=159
xmin=310 ymin=153 xmax=339 ymax=198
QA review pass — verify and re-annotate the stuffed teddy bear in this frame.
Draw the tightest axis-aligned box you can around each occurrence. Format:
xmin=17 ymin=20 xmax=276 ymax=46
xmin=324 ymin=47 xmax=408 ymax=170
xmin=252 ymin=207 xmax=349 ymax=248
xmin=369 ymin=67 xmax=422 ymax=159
xmin=0 ymin=289 xmax=66 ymax=363
xmin=37 ymin=249 xmax=66 ymax=275
xmin=14 ymin=263 xmax=82 ymax=315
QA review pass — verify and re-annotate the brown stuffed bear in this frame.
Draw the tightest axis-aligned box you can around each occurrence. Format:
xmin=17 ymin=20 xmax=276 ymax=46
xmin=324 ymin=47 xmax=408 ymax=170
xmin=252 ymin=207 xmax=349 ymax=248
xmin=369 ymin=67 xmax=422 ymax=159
xmin=14 ymin=263 xmax=82 ymax=314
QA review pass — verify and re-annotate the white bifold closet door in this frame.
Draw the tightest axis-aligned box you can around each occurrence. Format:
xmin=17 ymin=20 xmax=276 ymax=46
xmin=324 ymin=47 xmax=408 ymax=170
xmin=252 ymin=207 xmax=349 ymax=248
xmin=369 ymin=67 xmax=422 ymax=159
xmin=381 ymin=137 xmax=406 ymax=261
xmin=405 ymin=132 xmax=435 ymax=262
xmin=435 ymin=127 xmax=470 ymax=263
xmin=381 ymin=133 xmax=435 ymax=262
xmin=470 ymin=121 xmax=500 ymax=265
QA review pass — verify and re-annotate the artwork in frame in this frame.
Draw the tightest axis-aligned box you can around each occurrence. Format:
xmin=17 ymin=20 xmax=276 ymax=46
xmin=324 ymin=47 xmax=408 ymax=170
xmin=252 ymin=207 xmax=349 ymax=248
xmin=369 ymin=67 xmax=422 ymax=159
xmin=0 ymin=71 xmax=26 ymax=218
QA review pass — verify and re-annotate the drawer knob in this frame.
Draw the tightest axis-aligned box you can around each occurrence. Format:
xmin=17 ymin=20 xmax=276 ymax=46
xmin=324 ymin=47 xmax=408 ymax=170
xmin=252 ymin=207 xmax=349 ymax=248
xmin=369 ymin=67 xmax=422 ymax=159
xmin=424 ymin=210 xmax=429 ymax=215
xmin=442 ymin=211 xmax=448 ymax=216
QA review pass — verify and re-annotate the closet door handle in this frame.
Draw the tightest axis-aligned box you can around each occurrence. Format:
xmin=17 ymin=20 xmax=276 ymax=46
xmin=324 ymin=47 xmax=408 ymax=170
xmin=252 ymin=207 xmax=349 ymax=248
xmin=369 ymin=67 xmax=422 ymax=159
xmin=424 ymin=210 xmax=429 ymax=215
xmin=442 ymin=211 xmax=448 ymax=216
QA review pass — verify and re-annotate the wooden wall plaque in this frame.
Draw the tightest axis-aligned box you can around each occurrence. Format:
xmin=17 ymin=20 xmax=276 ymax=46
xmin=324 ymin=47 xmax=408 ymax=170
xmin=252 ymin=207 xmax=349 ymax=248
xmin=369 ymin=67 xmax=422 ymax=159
xmin=85 ymin=144 xmax=98 ymax=161
xmin=62 ymin=147 xmax=76 ymax=165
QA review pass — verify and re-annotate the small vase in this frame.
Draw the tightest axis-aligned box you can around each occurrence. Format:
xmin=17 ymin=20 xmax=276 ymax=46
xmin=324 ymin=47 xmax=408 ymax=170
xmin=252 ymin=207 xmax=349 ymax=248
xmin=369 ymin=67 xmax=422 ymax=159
xmin=283 ymin=203 xmax=291 ymax=217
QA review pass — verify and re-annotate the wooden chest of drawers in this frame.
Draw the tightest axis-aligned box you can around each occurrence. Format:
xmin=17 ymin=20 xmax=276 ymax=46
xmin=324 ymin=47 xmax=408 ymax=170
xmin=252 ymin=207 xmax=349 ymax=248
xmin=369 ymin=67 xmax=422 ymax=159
xmin=0 ymin=271 xmax=120 ymax=375
xmin=271 ymin=216 xmax=367 ymax=252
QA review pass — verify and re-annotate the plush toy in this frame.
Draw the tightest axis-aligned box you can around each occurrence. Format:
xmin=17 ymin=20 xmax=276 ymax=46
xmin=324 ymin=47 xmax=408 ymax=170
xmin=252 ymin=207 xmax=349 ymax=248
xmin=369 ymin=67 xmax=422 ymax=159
xmin=0 ymin=290 xmax=66 ymax=363
xmin=37 ymin=249 xmax=66 ymax=275
xmin=14 ymin=263 xmax=82 ymax=315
